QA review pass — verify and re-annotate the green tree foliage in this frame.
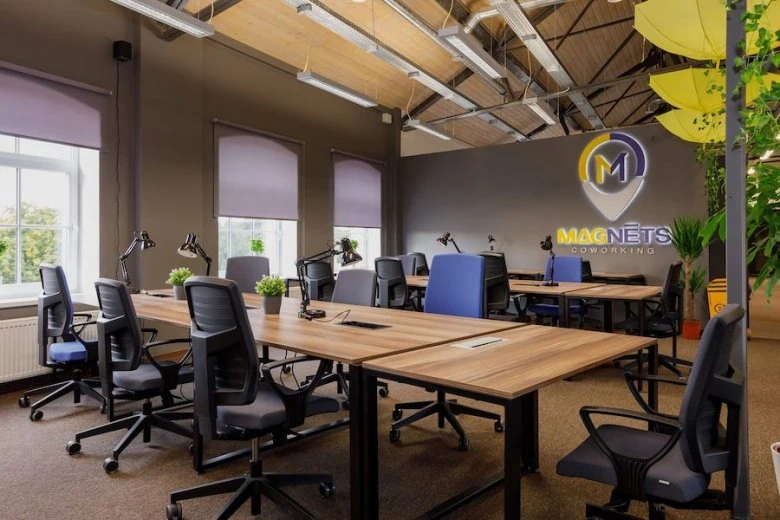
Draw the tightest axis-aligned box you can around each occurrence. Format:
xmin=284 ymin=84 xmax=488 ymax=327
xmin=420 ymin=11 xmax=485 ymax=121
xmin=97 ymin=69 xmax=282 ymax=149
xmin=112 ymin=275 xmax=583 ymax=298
xmin=0 ymin=203 xmax=61 ymax=285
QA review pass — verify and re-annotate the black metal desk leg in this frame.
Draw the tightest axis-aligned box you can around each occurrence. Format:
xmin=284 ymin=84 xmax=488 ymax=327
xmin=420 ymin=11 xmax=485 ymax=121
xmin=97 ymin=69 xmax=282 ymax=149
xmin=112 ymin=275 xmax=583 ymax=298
xmin=504 ymin=397 xmax=524 ymax=519
xmin=350 ymin=366 xmax=378 ymax=520
xmin=560 ymin=295 xmax=569 ymax=328
xmin=647 ymin=342 xmax=659 ymax=412
xmin=604 ymin=301 xmax=613 ymax=333
xmin=520 ymin=391 xmax=539 ymax=472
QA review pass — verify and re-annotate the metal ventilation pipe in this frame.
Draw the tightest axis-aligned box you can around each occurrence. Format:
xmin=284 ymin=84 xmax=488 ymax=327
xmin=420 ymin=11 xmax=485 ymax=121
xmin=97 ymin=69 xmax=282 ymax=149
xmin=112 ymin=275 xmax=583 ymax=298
xmin=464 ymin=7 xmax=499 ymax=33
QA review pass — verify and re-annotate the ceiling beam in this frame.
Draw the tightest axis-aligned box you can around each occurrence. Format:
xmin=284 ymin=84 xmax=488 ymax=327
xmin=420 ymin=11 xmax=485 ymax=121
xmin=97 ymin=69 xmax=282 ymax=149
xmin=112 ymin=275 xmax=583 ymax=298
xmin=619 ymin=92 xmax=656 ymax=127
xmin=592 ymin=88 xmax=653 ymax=109
xmin=408 ymin=69 xmax=474 ymax=120
xmin=587 ymin=29 xmax=638 ymax=84
xmin=555 ymin=0 xmax=596 ymax=50
xmin=508 ymin=16 xmax=635 ymax=50
xmin=161 ymin=0 xmax=243 ymax=41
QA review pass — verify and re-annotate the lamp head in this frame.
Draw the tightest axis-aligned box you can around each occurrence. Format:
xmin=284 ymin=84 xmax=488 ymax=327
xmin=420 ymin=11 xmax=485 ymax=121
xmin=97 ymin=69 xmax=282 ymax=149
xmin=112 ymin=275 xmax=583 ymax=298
xmin=540 ymin=235 xmax=554 ymax=252
xmin=138 ymin=230 xmax=156 ymax=250
xmin=488 ymin=235 xmax=495 ymax=243
xmin=177 ymin=233 xmax=199 ymax=259
xmin=436 ymin=232 xmax=451 ymax=246
xmin=337 ymin=237 xmax=362 ymax=266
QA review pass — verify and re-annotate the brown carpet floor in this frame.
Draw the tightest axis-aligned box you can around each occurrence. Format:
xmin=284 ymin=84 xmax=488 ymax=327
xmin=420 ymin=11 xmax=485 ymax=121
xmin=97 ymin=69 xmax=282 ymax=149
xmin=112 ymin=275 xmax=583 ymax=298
xmin=1 ymin=335 xmax=778 ymax=520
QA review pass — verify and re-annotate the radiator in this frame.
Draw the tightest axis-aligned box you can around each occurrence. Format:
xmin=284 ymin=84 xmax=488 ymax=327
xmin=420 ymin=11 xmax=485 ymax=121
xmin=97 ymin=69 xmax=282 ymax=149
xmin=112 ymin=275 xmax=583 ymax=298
xmin=0 ymin=312 xmax=99 ymax=383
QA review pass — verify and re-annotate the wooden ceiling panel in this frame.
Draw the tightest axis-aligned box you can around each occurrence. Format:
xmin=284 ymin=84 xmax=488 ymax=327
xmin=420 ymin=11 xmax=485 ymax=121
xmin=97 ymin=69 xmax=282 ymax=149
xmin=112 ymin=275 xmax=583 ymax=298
xmin=421 ymin=97 xmax=515 ymax=146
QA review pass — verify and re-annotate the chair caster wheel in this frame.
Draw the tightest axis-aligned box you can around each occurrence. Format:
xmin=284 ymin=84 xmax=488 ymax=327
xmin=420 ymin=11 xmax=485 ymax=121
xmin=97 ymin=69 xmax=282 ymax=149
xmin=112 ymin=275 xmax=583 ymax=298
xmin=458 ymin=437 xmax=470 ymax=451
xmin=100 ymin=402 xmax=107 ymax=414
xmin=18 ymin=396 xmax=30 ymax=408
xmin=103 ymin=457 xmax=119 ymax=474
xmin=389 ymin=429 xmax=401 ymax=443
xmin=29 ymin=410 xmax=43 ymax=421
xmin=281 ymin=365 xmax=292 ymax=374
xmin=341 ymin=400 xmax=350 ymax=410
xmin=66 ymin=441 xmax=81 ymax=455
xmin=166 ymin=502 xmax=183 ymax=520
xmin=378 ymin=387 xmax=389 ymax=398
xmin=319 ymin=482 xmax=335 ymax=498
xmin=392 ymin=409 xmax=403 ymax=421
xmin=187 ymin=442 xmax=195 ymax=456
xmin=494 ymin=419 xmax=504 ymax=433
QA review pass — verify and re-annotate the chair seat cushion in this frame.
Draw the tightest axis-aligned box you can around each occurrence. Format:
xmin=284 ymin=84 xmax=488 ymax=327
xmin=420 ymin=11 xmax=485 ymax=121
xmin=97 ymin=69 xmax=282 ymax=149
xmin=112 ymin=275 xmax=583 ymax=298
xmin=615 ymin=317 xmax=675 ymax=337
xmin=217 ymin=382 xmax=340 ymax=432
xmin=528 ymin=303 xmax=582 ymax=317
xmin=113 ymin=362 xmax=193 ymax=392
xmin=49 ymin=341 xmax=87 ymax=362
xmin=556 ymin=424 xmax=708 ymax=503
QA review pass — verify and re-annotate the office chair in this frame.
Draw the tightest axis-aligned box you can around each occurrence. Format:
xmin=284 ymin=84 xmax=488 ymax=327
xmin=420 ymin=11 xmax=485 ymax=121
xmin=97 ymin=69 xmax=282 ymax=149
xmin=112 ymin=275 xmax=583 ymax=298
xmin=166 ymin=277 xmax=338 ymax=520
xmin=303 ymin=260 xmax=335 ymax=301
xmin=615 ymin=262 xmax=686 ymax=377
xmin=408 ymin=252 xmax=430 ymax=275
xmin=397 ymin=254 xmax=417 ymax=276
xmin=480 ymin=252 xmax=517 ymax=322
xmin=375 ymin=257 xmax=416 ymax=310
xmin=528 ymin=256 xmax=586 ymax=326
xmin=224 ymin=255 xmax=270 ymax=293
xmin=390 ymin=254 xmax=503 ymax=450
xmin=66 ymin=279 xmax=194 ymax=473
xmin=19 ymin=265 xmax=105 ymax=420
xmin=557 ymin=304 xmax=745 ymax=520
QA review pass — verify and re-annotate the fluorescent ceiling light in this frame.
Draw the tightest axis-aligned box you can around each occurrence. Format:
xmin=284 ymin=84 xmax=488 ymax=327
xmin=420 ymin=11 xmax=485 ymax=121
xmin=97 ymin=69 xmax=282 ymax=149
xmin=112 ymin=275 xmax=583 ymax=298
xmin=438 ymin=25 xmax=506 ymax=80
xmin=407 ymin=119 xmax=451 ymax=141
xmin=109 ymin=0 xmax=215 ymax=38
xmin=526 ymin=101 xmax=558 ymax=125
xmin=297 ymin=71 xmax=377 ymax=107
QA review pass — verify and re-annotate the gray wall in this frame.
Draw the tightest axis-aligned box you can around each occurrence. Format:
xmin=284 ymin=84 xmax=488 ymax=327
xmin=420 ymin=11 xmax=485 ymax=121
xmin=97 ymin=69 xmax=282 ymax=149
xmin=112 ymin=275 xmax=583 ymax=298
xmin=400 ymin=123 xmax=706 ymax=286
xmin=0 ymin=0 xmax=399 ymax=318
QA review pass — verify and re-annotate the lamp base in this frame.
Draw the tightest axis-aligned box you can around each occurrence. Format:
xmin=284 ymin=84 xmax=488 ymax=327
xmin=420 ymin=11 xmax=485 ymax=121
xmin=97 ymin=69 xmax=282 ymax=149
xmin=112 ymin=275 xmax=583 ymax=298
xmin=541 ymin=281 xmax=559 ymax=287
xmin=299 ymin=309 xmax=326 ymax=320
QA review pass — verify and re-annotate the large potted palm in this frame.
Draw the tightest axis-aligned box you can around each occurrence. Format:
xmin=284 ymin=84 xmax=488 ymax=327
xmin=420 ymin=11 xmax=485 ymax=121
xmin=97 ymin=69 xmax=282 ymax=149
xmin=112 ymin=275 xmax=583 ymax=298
xmin=670 ymin=217 xmax=706 ymax=339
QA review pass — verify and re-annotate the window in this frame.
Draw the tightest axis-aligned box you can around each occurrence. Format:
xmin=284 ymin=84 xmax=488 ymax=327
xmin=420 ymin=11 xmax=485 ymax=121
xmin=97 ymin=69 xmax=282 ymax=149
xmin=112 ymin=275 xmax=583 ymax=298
xmin=218 ymin=217 xmax=298 ymax=278
xmin=0 ymin=135 xmax=99 ymax=299
xmin=332 ymin=153 xmax=383 ymax=272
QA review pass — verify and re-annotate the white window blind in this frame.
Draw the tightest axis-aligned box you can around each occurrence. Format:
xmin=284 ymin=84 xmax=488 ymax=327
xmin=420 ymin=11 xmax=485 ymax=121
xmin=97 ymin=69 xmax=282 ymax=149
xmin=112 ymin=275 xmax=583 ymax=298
xmin=0 ymin=64 xmax=106 ymax=150
xmin=333 ymin=153 xmax=382 ymax=229
xmin=214 ymin=122 xmax=301 ymax=221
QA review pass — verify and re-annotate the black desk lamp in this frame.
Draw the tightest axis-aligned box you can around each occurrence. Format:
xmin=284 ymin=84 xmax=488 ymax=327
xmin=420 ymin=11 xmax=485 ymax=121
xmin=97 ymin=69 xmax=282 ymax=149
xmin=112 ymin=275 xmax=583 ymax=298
xmin=540 ymin=234 xmax=558 ymax=287
xmin=436 ymin=232 xmax=463 ymax=253
xmin=296 ymin=237 xmax=362 ymax=320
xmin=488 ymin=234 xmax=496 ymax=252
xmin=177 ymin=233 xmax=212 ymax=275
xmin=119 ymin=230 xmax=155 ymax=293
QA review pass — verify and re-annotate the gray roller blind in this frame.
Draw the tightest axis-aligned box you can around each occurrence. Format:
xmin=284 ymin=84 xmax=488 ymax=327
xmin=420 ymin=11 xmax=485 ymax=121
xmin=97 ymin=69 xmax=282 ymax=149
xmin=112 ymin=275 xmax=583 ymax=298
xmin=333 ymin=153 xmax=382 ymax=228
xmin=215 ymin=122 xmax=301 ymax=221
xmin=0 ymin=64 xmax=106 ymax=149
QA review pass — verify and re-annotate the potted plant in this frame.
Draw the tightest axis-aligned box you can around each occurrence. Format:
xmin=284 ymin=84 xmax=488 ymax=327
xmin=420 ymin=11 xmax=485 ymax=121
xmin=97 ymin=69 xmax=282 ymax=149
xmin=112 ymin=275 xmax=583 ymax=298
xmin=256 ymin=275 xmax=285 ymax=315
xmin=670 ymin=217 xmax=706 ymax=339
xmin=250 ymin=238 xmax=264 ymax=256
xmin=166 ymin=267 xmax=193 ymax=300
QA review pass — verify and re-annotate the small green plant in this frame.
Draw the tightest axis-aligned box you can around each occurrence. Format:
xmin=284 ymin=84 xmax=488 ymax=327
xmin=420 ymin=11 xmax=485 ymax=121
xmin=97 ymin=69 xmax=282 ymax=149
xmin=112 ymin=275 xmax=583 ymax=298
xmin=166 ymin=267 xmax=193 ymax=287
xmin=0 ymin=238 xmax=7 ymax=257
xmin=341 ymin=238 xmax=359 ymax=251
xmin=255 ymin=275 xmax=285 ymax=297
xmin=250 ymin=238 xmax=265 ymax=255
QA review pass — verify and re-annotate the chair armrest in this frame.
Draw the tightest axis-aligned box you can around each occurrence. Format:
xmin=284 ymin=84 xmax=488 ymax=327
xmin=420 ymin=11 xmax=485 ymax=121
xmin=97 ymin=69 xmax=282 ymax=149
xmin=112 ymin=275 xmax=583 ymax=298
xmin=70 ymin=321 xmax=99 ymax=360
xmin=141 ymin=327 xmax=159 ymax=343
xmin=143 ymin=338 xmax=192 ymax=370
xmin=624 ymin=372 xmax=684 ymax=420
xmin=579 ymin=406 xmax=682 ymax=500
xmin=261 ymin=356 xmax=333 ymax=429
xmin=73 ymin=312 xmax=95 ymax=320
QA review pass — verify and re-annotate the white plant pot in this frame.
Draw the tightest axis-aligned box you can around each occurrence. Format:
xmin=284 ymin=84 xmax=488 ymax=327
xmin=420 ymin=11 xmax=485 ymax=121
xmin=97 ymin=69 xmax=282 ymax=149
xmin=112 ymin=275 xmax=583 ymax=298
xmin=172 ymin=286 xmax=186 ymax=300
xmin=772 ymin=442 xmax=780 ymax=496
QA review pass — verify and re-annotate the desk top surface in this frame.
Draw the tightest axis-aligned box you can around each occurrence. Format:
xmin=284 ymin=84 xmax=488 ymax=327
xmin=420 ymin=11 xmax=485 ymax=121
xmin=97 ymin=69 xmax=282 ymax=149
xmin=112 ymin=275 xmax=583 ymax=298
xmin=405 ymin=276 xmax=605 ymax=295
xmin=75 ymin=290 xmax=525 ymax=365
xmin=507 ymin=268 xmax=644 ymax=281
xmin=363 ymin=325 xmax=656 ymax=400
xmin=563 ymin=284 xmax=662 ymax=300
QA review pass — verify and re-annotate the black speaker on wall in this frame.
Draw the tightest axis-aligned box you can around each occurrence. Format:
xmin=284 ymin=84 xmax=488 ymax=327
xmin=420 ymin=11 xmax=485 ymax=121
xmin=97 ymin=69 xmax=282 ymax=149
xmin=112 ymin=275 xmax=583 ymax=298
xmin=113 ymin=41 xmax=132 ymax=62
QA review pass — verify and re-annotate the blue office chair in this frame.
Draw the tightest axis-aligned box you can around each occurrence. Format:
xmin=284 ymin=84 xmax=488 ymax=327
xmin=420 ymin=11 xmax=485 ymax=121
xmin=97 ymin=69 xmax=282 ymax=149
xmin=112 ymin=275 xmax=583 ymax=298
xmin=18 ymin=265 xmax=105 ymax=420
xmin=528 ymin=256 xmax=585 ymax=326
xmin=389 ymin=254 xmax=503 ymax=451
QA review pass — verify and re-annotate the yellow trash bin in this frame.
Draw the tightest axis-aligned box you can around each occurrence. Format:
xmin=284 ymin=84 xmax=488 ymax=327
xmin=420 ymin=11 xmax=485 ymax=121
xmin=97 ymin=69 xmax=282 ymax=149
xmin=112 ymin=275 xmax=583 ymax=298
xmin=707 ymin=278 xmax=727 ymax=318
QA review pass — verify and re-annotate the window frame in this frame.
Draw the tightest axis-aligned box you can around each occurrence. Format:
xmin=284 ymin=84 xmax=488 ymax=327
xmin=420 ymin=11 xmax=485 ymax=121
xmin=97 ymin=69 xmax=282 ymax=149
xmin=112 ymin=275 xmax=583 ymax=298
xmin=217 ymin=216 xmax=299 ymax=279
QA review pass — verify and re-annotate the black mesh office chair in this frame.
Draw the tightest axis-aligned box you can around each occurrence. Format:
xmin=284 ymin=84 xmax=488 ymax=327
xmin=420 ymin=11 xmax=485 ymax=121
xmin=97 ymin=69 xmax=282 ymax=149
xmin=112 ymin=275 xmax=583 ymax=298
xmin=166 ymin=277 xmax=338 ymax=520
xmin=66 ymin=279 xmax=194 ymax=473
xmin=375 ymin=256 xmax=415 ymax=310
xmin=557 ymin=304 xmax=744 ymax=520
xmin=19 ymin=265 xmax=104 ymax=420
xmin=480 ymin=252 xmax=517 ymax=321
xmin=224 ymin=255 xmax=270 ymax=293
xmin=408 ymin=252 xmax=429 ymax=275
xmin=397 ymin=254 xmax=417 ymax=276
xmin=303 ymin=260 xmax=335 ymax=301
xmin=615 ymin=262 xmax=686 ymax=377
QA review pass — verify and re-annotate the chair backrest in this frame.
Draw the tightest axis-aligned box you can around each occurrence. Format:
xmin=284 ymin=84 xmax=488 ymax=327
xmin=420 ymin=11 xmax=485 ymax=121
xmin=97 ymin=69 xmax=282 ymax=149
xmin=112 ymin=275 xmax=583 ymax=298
xmin=397 ymin=254 xmax=417 ymax=276
xmin=224 ymin=256 xmax=270 ymax=294
xmin=480 ymin=252 xmax=510 ymax=313
xmin=332 ymin=269 xmax=377 ymax=307
xmin=375 ymin=257 xmax=409 ymax=308
xmin=408 ymin=252 xmax=430 ymax=276
xmin=185 ymin=277 xmax=259 ymax=438
xmin=581 ymin=260 xmax=594 ymax=282
xmin=545 ymin=255 xmax=582 ymax=283
xmin=304 ymin=260 xmax=335 ymax=301
xmin=424 ymin=254 xmax=485 ymax=318
xmin=660 ymin=262 xmax=683 ymax=319
xmin=677 ymin=303 xmax=744 ymax=475
xmin=94 ymin=278 xmax=144 ymax=373
xmin=37 ymin=265 xmax=75 ymax=365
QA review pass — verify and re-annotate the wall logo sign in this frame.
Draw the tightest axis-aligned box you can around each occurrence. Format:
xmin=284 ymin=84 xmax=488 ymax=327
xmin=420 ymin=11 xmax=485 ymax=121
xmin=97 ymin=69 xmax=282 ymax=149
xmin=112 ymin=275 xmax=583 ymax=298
xmin=557 ymin=132 xmax=671 ymax=256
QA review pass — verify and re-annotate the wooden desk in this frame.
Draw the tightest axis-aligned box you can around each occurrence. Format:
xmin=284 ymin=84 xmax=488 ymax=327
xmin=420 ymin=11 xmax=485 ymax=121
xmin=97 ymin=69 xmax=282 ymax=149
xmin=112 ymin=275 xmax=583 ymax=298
xmin=508 ymin=268 xmax=646 ymax=285
xmin=564 ymin=284 xmax=662 ymax=335
xmin=506 ymin=268 xmax=543 ymax=280
xmin=509 ymin=281 xmax=606 ymax=327
xmin=360 ymin=326 xmax=659 ymax=519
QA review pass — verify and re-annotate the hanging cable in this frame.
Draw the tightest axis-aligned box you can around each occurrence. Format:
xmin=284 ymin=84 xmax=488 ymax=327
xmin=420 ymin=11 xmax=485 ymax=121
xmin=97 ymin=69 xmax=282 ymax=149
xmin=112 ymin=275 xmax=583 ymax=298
xmin=114 ymin=60 xmax=121 ymax=278
xmin=405 ymin=81 xmax=415 ymax=119
xmin=442 ymin=0 xmax=454 ymax=29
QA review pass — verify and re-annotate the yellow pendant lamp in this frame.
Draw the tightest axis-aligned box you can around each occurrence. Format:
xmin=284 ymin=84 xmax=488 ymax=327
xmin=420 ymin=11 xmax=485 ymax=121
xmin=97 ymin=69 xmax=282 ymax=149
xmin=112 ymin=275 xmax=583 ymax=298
xmin=635 ymin=0 xmax=780 ymax=60
xmin=656 ymin=109 xmax=726 ymax=143
xmin=649 ymin=68 xmax=780 ymax=112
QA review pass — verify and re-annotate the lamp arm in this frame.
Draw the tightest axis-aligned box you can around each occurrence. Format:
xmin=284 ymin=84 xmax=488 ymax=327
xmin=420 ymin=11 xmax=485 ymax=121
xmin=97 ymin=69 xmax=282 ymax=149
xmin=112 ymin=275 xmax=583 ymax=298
xmin=450 ymin=239 xmax=463 ymax=254
xmin=195 ymin=243 xmax=212 ymax=276
xmin=118 ymin=238 xmax=140 ymax=288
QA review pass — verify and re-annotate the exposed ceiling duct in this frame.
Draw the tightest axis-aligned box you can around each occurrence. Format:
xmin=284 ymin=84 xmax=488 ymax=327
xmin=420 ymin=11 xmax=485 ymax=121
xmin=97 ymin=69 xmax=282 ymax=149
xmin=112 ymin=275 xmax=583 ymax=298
xmin=286 ymin=0 xmax=527 ymax=141
xmin=489 ymin=0 xmax=605 ymax=129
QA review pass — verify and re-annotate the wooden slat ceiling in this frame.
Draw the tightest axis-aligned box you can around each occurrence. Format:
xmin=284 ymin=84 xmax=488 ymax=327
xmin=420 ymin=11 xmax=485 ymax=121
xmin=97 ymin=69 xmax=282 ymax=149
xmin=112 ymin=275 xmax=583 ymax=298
xmin=184 ymin=0 xmax=661 ymax=148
